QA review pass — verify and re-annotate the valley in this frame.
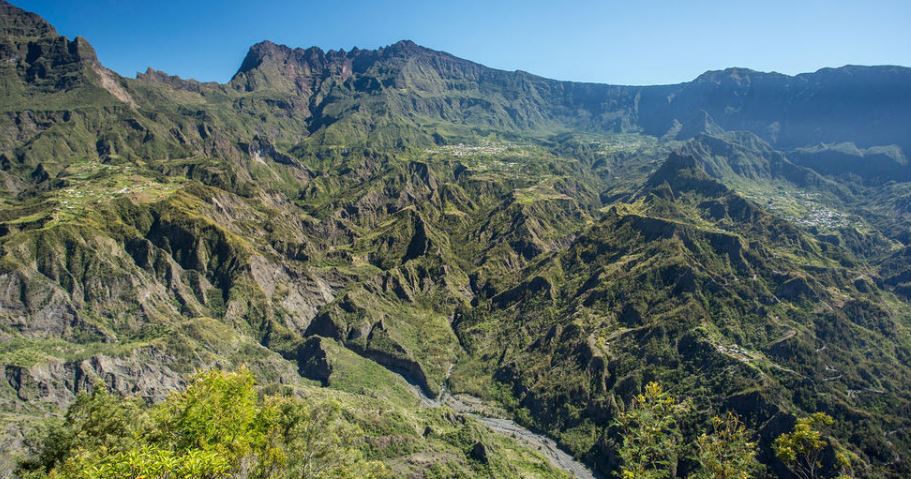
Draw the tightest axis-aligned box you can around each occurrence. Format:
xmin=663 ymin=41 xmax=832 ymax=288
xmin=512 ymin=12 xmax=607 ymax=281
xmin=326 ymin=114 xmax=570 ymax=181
xmin=1 ymin=1 xmax=911 ymax=477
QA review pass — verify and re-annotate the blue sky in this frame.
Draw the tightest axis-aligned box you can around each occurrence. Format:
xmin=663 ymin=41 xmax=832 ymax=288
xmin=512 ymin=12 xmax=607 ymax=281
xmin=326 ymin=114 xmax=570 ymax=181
xmin=14 ymin=0 xmax=911 ymax=85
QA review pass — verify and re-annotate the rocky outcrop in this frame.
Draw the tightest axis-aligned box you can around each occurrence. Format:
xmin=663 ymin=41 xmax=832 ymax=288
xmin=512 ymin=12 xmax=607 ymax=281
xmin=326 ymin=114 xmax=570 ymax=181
xmin=288 ymin=336 xmax=332 ymax=385
xmin=2 ymin=349 xmax=182 ymax=411
xmin=469 ymin=441 xmax=489 ymax=464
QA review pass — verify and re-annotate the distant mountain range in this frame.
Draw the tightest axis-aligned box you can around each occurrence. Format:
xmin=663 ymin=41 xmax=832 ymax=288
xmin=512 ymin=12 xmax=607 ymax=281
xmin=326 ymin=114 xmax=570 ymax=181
xmin=228 ymin=37 xmax=911 ymax=154
xmin=2 ymin=0 xmax=911 ymax=478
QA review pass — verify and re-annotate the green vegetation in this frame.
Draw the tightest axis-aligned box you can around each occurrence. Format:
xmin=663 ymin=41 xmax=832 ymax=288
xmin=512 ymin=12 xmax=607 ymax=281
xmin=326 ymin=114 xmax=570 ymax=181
xmin=17 ymin=368 xmax=569 ymax=479
xmin=18 ymin=369 xmax=388 ymax=479
xmin=613 ymin=383 xmax=763 ymax=479
xmin=614 ymin=382 xmax=690 ymax=479
xmin=694 ymin=413 xmax=763 ymax=479
xmin=2 ymin=2 xmax=911 ymax=477
xmin=773 ymin=413 xmax=856 ymax=479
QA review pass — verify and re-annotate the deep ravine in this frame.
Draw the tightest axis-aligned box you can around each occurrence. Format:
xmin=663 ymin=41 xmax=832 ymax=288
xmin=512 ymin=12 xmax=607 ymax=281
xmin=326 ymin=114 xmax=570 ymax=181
xmin=405 ymin=366 xmax=602 ymax=479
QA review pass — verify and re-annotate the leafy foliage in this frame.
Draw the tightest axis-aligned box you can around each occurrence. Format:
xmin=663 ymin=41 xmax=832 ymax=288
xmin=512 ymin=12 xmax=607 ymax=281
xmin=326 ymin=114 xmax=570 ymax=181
xmin=773 ymin=413 xmax=855 ymax=479
xmin=613 ymin=383 xmax=769 ymax=479
xmin=614 ymin=382 xmax=691 ymax=479
xmin=693 ymin=413 xmax=763 ymax=479
xmin=18 ymin=369 xmax=388 ymax=479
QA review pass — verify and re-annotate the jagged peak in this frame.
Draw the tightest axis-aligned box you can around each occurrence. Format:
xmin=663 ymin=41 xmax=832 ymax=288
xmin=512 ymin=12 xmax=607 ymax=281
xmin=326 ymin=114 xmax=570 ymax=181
xmin=0 ymin=1 xmax=98 ymax=64
xmin=382 ymin=39 xmax=426 ymax=56
xmin=0 ymin=0 xmax=56 ymax=39
xmin=233 ymin=39 xmax=447 ymax=77
xmin=229 ymin=38 xmax=459 ymax=92
xmin=137 ymin=67 xmax=214 ymax=92
xmin=693 ymin=67 xmax=792 ymax=86
xmin=682 ymin=130 xmax=776 ymax=157
xmin=674 ymin=109 xmax=726 ymax=139
xmin=643 ymin=149 xmax=727 ymax=197
xmin=236 ymin=40 xmax=323 ymax=75
xmin=640 ymin=133 xmax=789 ymax=198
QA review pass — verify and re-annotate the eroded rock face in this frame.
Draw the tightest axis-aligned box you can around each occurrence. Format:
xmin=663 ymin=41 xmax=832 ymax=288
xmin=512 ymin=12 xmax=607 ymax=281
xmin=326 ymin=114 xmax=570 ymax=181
xmin=0 ymin=1 xmax=56 ymax=38
xmin=288 ymin=336 xmax=332 ymax=385
xmin=0 ymin=0 xmax=101 ymax=99
xmin=1 ymin=1 xmax=911 ymax=476
xmin=2 ymin=349 xmax=183 ymax=411
xmin=0 ymin=270 xmax=81 ymax=338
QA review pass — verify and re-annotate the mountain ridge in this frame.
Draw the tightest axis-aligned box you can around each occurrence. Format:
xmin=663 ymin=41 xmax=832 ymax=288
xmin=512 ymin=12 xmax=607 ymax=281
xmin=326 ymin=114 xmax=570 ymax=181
xmin=3 ymin=1 xmax=911 ymax=477
xmin=192 ymin=38 xmax=911 ymax=90
xmin=222 ymin=36 xmax=911 ymax=157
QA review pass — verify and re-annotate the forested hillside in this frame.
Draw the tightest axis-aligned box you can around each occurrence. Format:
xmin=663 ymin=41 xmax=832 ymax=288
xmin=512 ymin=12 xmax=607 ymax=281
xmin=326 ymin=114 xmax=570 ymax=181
xmin=2 ymin=1 xmax=910 ymax=477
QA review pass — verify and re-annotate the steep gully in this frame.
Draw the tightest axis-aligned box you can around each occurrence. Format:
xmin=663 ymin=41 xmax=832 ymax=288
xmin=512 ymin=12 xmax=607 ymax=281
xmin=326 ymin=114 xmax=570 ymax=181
xmin=406 ymin=365 xmax=602 ymax=479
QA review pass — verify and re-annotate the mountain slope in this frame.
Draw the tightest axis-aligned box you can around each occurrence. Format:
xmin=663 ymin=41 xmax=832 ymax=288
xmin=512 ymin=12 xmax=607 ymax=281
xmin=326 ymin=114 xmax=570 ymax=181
xmin=2 ymin=1 xmax=911 ymax=477
xmin=454 ymin=143 xmax=911 ymax=476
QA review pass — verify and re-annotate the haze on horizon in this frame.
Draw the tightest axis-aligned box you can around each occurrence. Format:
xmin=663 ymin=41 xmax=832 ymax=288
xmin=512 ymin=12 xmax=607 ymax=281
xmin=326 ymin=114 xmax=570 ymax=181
xmin=13 ymin=0 xmax=911 ymax=86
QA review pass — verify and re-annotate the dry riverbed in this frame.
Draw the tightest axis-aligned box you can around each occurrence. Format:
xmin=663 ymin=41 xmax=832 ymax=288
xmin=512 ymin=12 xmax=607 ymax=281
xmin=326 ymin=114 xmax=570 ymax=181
xmin=406 ymin=375 xmax=601 ymax=479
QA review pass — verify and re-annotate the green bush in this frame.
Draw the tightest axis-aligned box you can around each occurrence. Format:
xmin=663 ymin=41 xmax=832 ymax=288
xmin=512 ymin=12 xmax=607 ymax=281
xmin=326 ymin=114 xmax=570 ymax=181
xmin=18 ymin=369 xmax=389 ymax=479
xmin=614 ymin=383 xmax=765 ymax=479
xmin=693 ymin=412 xmax=763 ymax=479
xmin=614 ymin=382 xmax=691 ymax=479
xmin=773 ymin=412 xmax=855 ymax=479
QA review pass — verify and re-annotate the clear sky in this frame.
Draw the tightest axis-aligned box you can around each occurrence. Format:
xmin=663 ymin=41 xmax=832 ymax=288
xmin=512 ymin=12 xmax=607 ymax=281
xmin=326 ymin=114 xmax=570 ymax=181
xmin=13 ymin=0 xmax=911 ymax=86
